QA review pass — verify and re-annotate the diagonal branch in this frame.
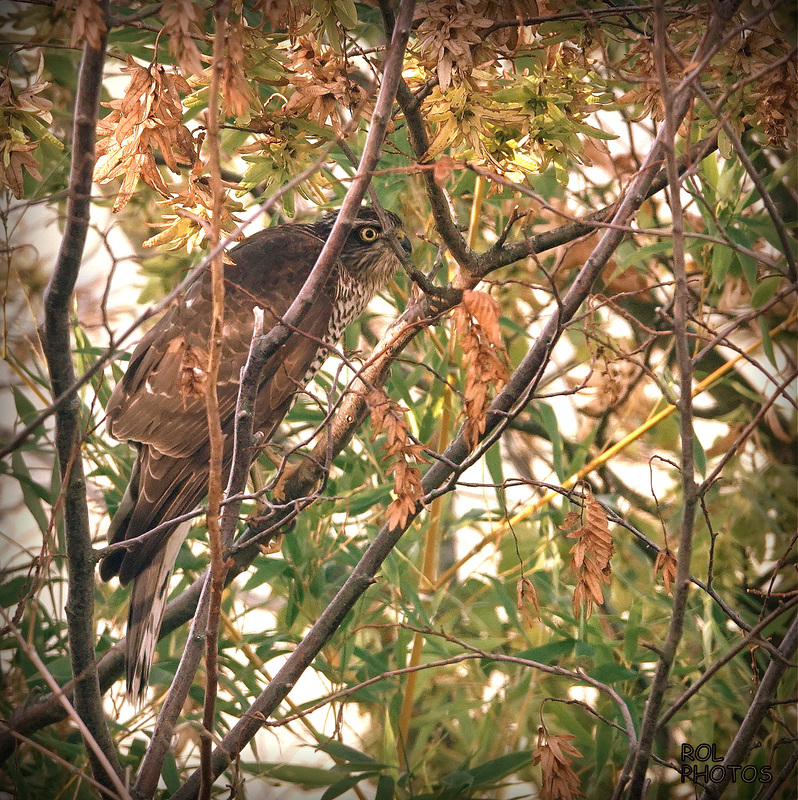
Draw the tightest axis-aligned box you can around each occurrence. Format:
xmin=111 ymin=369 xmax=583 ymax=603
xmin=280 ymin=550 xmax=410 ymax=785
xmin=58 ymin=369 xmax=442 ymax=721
xmin=699 ymin=611 xmax=798 ymax=800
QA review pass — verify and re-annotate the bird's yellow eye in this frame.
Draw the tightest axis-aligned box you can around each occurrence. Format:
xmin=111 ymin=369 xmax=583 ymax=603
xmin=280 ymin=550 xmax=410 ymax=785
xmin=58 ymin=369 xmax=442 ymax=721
xmin=359 ymin=225 xmax=379 ymax=242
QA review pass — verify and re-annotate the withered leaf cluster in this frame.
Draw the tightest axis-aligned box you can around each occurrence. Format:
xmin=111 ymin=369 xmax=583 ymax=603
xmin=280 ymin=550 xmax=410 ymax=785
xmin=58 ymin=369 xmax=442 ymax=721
xmin=94 ymin=57 xmax=197 ymax=212
xmin=454 ymin=289 xmax=510 ymax=449
xmin=282 ymin=37 xmax=373 ymax=131
xmin=161 ymin=0 xmax=205 ymax=79
xmin=367 ymin=388 xmax=428 ymax=532
xmin=532 ymin=730 xmax=586 ymax=800
xmin=561 ymin=489 xmax=614 ymax=620
xmin=55 ymin=0 xmax=107 ymax=50
xmin=414 ymin=0 xmax=539 ymax=92
xmin=0 ymin=58 xmax=56 ymax=199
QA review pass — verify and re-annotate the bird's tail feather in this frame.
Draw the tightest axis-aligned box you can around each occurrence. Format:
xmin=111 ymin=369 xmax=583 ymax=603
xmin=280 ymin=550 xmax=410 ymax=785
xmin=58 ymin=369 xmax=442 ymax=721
xmin=126 ymin=521 xmax=190 ymax=703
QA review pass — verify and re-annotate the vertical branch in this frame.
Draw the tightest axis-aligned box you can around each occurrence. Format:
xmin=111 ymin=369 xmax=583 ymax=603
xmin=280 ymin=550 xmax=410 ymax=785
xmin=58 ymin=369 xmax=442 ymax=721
xmin=623 ymin=2 xmax=700 ymax=795
xmin=200 ymin=2 xmax=230 ymax=798
xmin=40 ymin=1 xmax=124 ymax=791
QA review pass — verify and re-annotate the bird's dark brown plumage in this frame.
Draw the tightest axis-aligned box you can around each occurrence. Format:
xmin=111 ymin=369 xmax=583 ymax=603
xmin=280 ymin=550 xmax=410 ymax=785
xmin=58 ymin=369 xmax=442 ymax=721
xmin=100 ymin=208 xmax=409 ymax=699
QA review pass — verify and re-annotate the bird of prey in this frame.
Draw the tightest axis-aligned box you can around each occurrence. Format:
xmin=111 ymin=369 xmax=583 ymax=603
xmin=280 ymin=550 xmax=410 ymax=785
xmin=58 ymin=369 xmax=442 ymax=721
xmin=100 ymin=207 xmax=410 ymax=700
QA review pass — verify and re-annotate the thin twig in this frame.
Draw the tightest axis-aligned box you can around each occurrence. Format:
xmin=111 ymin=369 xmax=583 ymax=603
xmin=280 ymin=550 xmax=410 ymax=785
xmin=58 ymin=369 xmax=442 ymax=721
xmin=0 ymin=608 xmax=130 ymax=800
xmin=198 ymin=3 xmax=230 ymax=797
xmin=624 ymin=2 xmax=728 ymax=793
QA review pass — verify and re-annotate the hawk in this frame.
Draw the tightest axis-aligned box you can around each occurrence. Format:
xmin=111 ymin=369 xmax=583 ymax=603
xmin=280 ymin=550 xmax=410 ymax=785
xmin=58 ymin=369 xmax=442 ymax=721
xmin=100 ymin=207 xmax=410 ymax=700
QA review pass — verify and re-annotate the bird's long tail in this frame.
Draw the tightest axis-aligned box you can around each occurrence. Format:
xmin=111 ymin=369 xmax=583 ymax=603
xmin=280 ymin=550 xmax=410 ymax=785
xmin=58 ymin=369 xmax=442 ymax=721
xmin=126 ymin=521 xmax=190 ymax=703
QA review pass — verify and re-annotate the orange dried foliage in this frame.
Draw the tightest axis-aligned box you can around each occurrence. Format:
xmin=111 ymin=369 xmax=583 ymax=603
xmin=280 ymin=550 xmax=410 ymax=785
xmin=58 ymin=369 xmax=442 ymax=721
xmin=533 ymin=730 xmax=585 ymax=800
xmin=367 ymin=388 xmax=427 ymax=531
xmin=56 ymin=0 xmax=107 ymax=50
xmin=161 ymin=0 xmax=206 ymax=78
xmin=221 ymin=20 xmax=255 ymax=119
xmin=454 ymin=289 xmax=509 ymax=449
xmin=517 ymin=576 xmax=541 ymax=626
xmin=282 ymin=37 xmax=374 ymax=131
xmin=654 ymin=546 xmax=678 ymax=594
xmin=94 ymin=56 xmax=197 ymax=212
xmin=561 ymin=490 xmax=614 ymax=619
xmin=253 ymin=0 xmax=307 ymax=32
xmin=185 ymin=20 xmax=255 ymax=119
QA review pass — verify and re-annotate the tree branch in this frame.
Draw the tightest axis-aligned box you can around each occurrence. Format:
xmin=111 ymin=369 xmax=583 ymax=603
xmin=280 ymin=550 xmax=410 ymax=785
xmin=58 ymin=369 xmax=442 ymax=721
xmin=40 ymin=4 xmax=123 ymax=790
xmin=624 ymin=1 xmax=742 ymax=794
xmin=699 ymin=611 xmax=798 ymax=799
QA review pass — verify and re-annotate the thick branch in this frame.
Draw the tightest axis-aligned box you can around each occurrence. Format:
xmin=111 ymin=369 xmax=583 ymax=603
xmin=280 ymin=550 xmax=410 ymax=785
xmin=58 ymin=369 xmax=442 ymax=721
xmin=39 ymin=6 xmax=123 ymax=792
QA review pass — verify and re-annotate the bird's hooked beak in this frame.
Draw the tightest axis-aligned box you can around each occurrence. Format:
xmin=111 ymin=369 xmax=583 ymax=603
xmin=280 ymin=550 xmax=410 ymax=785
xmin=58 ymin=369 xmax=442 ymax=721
xmin=393 ymin=229 xmax=412 ymax=255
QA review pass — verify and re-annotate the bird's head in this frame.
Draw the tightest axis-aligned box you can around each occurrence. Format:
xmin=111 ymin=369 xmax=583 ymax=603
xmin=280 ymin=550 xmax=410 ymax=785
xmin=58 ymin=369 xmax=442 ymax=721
xmin=309 ymin=207 xmax=411 ymax=288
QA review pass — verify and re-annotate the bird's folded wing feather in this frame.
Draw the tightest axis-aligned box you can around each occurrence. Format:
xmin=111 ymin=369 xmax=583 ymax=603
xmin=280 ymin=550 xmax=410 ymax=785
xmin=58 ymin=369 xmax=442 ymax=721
xmin=106 ymin=227 xmax=338 ymax=457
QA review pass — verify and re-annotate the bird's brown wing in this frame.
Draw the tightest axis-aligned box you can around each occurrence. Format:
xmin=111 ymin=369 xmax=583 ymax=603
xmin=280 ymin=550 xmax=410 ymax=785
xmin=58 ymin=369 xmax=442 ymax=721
xmin=102 ymin=226 xmax=339 ymax=584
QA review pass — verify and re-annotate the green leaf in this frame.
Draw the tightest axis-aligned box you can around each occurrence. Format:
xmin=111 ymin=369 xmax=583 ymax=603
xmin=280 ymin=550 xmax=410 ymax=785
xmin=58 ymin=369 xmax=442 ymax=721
xmin=11 ymin=450 xmax=51 ymax=532
xmin=0 ymin=575 xmax=30 ymax=608
xmin=592 ymin=722 xmax=614 ymax=783
xmin=485 ymin=440 xmax=504 ymax=490
xmin=623 ymin=603 xmax=642 ymax=663
xmin=253 ymin=763 xmax=346 ymax=786
xmin=439 ymin=769 xmax=473 ymax=795
xmin=572 ymin=120 xmax=618 ymax=140
xmin=717 ymin=128 xmax=733 ymax=159
xmin=727 ymin=228 xmax=758 ymax=288
xmin=319 ymin=740 xmax=380 ymax=767
xmin=161 ymin=751 xmax=180 ymax=795
xmin=375 ymin=774 xmax=395 ymax=800
xmin=515 ymin=638 xmax=576 ymax=664
xmin=321 ymin=774 xmax=374 ymax=800
xmin=750 ymin=276 xmax=782 ymax=308
xmin=758 ymin=315 xmax=777 ymax=369
xmin=11 ymin=386 xmax=39 ymax=426
xmin=469 ymin=750 xmax=533 ymax=787
xmin=589 ymin=662 xmax=638 ymax=683
xmin=536 ymin=402 xmax=564 ymax=480
xmin=711 ymin=243 xmax=734 ymax=285
xmin=243 ymin=558 xmax=290 ymax=591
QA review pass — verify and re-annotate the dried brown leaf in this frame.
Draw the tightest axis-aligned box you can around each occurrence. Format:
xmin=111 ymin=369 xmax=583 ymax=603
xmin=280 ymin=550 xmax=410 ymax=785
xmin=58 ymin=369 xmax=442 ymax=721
xmin=70 ymin=0 xmax=107 ymax=50
xmin=462 ymin=289 xmax=503 ymax=349
xmin=94 ymin=56 xmax=197 ymax=211
xmin=162 ymin=0 xmax=206 ymax=78
xmin=517 ymin=577 xmax=540 ymax=625
xmin=455 ymin=290 xmax=509 ymax=449
xmin=367 ymin=388 xmax=427 ymax=531
xmin=533 ymin=732 xmax=585 ymax=800
xmin=568 ymin=489 xmax=614 ymax=619
xmin=654 ymin=547 xmax=678 ymax=594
